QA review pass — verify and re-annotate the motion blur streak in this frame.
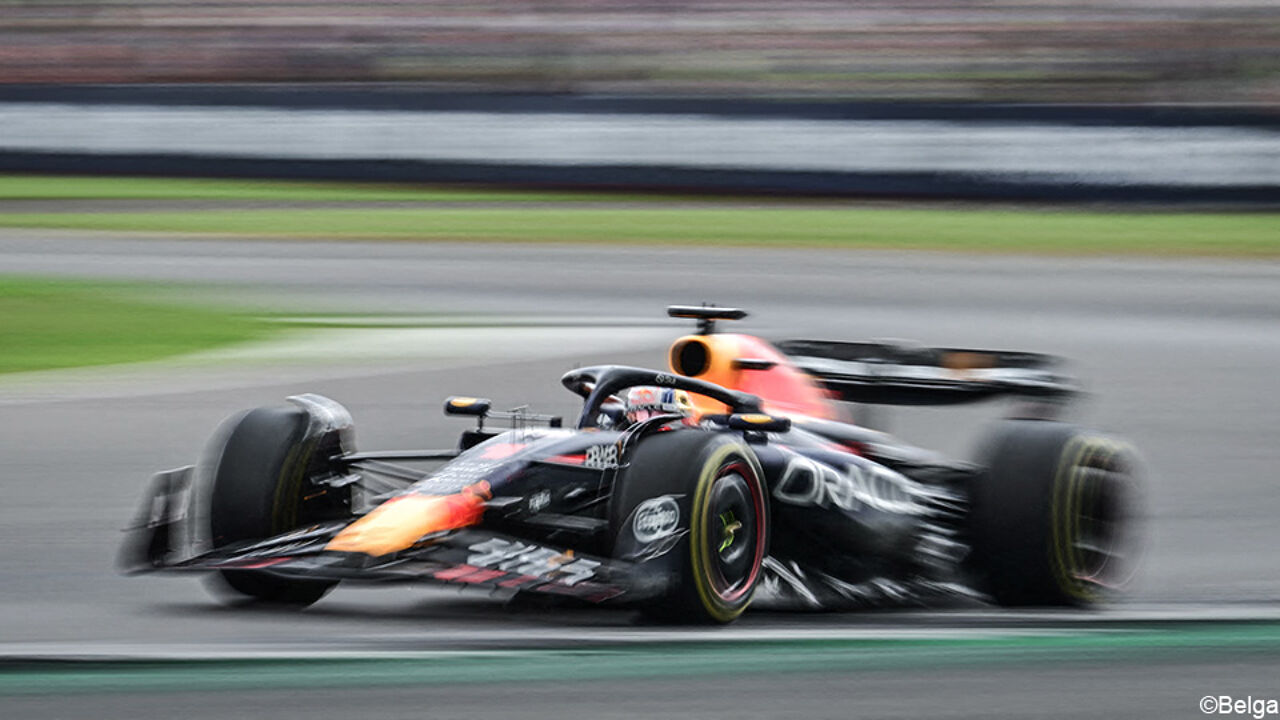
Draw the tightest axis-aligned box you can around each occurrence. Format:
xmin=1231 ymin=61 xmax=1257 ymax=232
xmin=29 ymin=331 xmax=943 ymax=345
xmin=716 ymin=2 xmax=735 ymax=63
xmin=2 ymin=1 xmax=1277 ymax=104
xmin=2 ymin=105 xmax=1276 ymax=188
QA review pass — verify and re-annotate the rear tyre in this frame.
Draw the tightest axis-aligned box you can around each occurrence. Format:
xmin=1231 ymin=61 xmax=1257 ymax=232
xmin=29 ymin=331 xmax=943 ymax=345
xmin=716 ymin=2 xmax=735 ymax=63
xmin=206 ymin=406 xmax=351 ymax=606
xmin=970 ymin=420 xmax=1139 ymax=607
xmin=611 ymin=431 xmax=769 ymax=624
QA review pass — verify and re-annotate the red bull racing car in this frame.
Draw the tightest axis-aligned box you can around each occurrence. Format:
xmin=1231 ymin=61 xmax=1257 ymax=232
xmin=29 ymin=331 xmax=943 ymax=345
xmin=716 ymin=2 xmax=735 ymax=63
xmin=120 ymin=305 xmax=1139 ymax=623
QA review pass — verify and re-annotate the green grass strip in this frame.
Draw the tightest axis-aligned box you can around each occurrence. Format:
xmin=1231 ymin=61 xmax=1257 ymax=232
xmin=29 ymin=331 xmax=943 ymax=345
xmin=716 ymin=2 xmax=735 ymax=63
xmin=0 ymin=175 xmax=655 ymax=204
xmin=1 ymin=207 xmax=1275 ymax=255
xmin=0 ymin=276 xmax=271 ymax=374
xmin=4 ymin=622 xmax=1280 ymax=696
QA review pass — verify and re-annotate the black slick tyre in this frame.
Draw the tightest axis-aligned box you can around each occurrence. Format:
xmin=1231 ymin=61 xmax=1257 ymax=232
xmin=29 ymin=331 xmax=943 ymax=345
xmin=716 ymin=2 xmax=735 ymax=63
xmin=611 ymin=431 xmax=769 ymax=624
xmin=970 ymin=420 xmax=1138 ymax=607
xmin=206 ymin=406 xmax=350 ymax=606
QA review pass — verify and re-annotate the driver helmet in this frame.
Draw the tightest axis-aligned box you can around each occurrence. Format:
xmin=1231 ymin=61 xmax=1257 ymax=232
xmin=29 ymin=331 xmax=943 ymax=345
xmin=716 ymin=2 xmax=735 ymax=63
xmin=623 ymin=386 xmax=694 ymax=426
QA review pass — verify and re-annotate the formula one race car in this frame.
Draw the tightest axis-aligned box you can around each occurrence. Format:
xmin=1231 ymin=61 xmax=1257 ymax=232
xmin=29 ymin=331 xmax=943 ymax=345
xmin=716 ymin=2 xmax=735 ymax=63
xmin=120 ymin=305 xmax=1139 ymax=623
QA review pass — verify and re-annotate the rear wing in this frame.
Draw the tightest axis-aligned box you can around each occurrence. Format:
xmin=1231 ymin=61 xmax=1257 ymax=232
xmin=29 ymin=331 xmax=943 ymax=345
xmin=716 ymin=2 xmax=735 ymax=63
xmin=774 ymin=339 xmax=1078 ymax=406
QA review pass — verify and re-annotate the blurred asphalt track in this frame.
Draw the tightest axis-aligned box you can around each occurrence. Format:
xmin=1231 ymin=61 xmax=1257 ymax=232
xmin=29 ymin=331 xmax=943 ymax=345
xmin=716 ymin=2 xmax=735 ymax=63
xmin=2 ymin=230 xmax=1279 ymax=717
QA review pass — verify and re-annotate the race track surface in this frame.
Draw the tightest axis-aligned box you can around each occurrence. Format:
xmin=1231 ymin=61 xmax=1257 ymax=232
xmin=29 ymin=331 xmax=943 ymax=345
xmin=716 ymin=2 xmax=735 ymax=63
xmin=2 ymin=231 xmax=1279 ymax=718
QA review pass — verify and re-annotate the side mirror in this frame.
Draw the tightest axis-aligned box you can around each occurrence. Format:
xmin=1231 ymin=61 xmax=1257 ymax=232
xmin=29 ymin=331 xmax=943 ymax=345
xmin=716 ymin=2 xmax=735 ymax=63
xmin=444 ymin=396 xmax=492 ymax=417
xmin=726 ymin=413 xmax=791 ymax=433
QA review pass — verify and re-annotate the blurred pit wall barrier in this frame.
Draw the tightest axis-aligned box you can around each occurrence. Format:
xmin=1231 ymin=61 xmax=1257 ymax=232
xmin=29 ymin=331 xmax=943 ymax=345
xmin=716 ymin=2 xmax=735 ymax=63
xmin=0 ymin=87 xmax=1277 ymax=203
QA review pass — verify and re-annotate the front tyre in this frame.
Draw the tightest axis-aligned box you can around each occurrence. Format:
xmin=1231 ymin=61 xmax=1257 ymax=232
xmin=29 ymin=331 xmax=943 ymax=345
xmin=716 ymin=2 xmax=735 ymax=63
xmin=970 ymin=420 xmax=1140 ymax=607
xmin=612 ymin=432 xmax=769 ymax=624
xmin=205 ymin=400 xmax=353 ymax=606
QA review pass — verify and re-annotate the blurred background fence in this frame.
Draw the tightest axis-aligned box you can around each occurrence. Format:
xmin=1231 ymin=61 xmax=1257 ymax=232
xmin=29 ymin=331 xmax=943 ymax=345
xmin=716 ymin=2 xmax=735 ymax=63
xmin=2 ymin=1 xmax=1278 ymax=200
xmin=3 ymin=0 xmax=1279 ymax=105
xmin=2 ymin=89 xmax=1278 ymax=201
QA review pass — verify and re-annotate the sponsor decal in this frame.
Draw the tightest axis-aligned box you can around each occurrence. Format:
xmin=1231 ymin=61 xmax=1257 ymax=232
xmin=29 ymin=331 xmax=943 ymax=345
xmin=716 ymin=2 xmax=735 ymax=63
xmin=528 ymin=489 xmax=551 ymax=513
xmin=466 ymin=538 xmax=600 ymax=586
xmin=774 ymin=454 xmax=920 ymax=514
xmin=584 ymin=444 xmax=619 ymax=470
xmin=633 ymin=495 xmax=681 ymax=542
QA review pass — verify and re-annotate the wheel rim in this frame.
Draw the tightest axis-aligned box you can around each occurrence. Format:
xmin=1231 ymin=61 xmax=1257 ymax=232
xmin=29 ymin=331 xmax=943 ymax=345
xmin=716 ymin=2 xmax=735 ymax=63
xmin=704 ymin=461 xmax=764 ymax=603
xmin=1056 ymin=439 xmax=1137 ymax=598
xmin=1072 ymin=458 xmax=1130 ymax=586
